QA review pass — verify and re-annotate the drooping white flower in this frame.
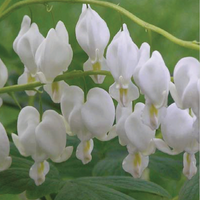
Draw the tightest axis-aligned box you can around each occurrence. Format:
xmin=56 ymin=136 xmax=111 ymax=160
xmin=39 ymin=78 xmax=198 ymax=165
xmin=61 ymin=86 xmax=116 ymax=164
xmin=0 ymin=59 xmax=8 ymax=107
xmin=12 ymin=106 xmax=73 ymax=185
xmin=122 ymin=103 xmax=156 ymax=178
xmin=138 ymin=51 xmax=170 ymax=130
xmin=0 ymin=123 xmax=12 ymax=171
xmin=156 ymin=103 xmax=199 ymax=179
xmin=36 ymin=21 xmax=73 ymax=83
xmin=106 ymin=24 xmax=139 ymax=107
xmin=170 ymin=57 xmax=200 ymax=140
xmin=76 ymin=4 xmax=110 ymax=84
xmin=13 ymin=15 xmax=44 ymax=75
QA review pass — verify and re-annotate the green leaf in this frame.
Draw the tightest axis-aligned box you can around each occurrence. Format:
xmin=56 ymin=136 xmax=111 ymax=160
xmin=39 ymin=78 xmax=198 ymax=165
xmin=0 ymin=144 xmax=63 ymax=199
xmin=179 ymin=167 xmax=199 ymax=200
xmin=0 ymin=194 xmax=21 ymax=200
xmin=55 ymin=181 xmax=136 ymax=200
xmin=149 ymin=153 xmax=183 ymax=180
xmin=76 ymin=176 xmax=171 ymax=199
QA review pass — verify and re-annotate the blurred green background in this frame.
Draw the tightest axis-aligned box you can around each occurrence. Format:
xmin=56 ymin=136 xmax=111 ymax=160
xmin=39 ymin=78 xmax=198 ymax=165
xmin=0 ymin=0 xmax=199 ymax=199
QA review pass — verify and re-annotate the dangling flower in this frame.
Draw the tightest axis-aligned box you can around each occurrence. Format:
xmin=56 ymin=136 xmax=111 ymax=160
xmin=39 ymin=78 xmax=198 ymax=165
xmin=61 ymin=86 xmax=116 ymax=164
xmin=138 ymin=51 xmax=170 ymax=130
xmin=12 ymin=106 xmax=73 ymax=185
xmin=36 ymin=21 xmax=73 ymax=83
xmin=0 ymin=123 xmax=12 ymax=171
xmin=106 ymin=24 xmax=139 ymax=107
xmin=13 ymin=15 xmax=44 ymax=76
xmin=0 ymin=59 xmax=8 ymax=107
xmin=155 ymin=103 xmax=199 ymax=179
xmin=170 ymin=57 xmax=200 ymax=140
xmin=76 ymin=4 xmax=110 ymax=84
xmin=122 ymin=103 xmax=156 ymax=178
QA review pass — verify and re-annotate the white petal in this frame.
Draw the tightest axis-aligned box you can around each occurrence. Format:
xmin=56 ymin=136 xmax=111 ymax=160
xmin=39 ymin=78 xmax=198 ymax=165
xmin=183 ymin=152 xmax=197 ymax=179
xmin=142 ymin=103 xmax=166 ymax=130
xmin=106 ymin=24 xmax=138 ymax=82
xmin=76 ymin=139 xmax=94 ymax=164
xmin=169 ymin=82 xmax=183 ymax=108
xmin=125 ymin=103 xmax=155 ymax=152
xmin=36 ymin=110 xmax=66 ymax=160
xmin=61 ymin=85 xmax=84 ymax=122
xmin=109 ymin=81 xmax=139 ymax=107
xmin=35 ymin=26 xmax=73 ymax=82
xmin=97 ymin=125 xmax=117 ymax=141
xmin=83 ymin=57 xmax=108 ymax=84
xmin=51 ymin=146 xmax=73 ymax=163
xmin=138 ymin=51 xmax=170 ymax=108
xmin=115 ymin=104 xmax=132 ymax=146
xmin=0 ymin=123 xmax=12 ymax=171
xmin=15 ymin=23 xmax=44 ymax=75
xmin=69 ymin=105 xmax=92 ymax=141
xmin=13 ymin=15 xmax=31 ymax=52
xmin=81 ymin=88 xmax=115 ymax=138
xmin=76 ymin=4 xmax=110 ymax=60
xmin=122 ymin=152 xmax=149 ymax=178
xmin=133 ymin=42 xmax=150 ymax=87
xmin=18 ymin=67 xmax=37 ymax=96
xmin=17 ymin=106 xmax=40 ymax=156
xmin=161 ymin=103 xmax=196 ymax=152
xmin=29 ymin=161 xmax=50 ymax=186
xmin=0 ymin=59 xmax=8 ymax=88
xmin=44 ymin=81 xmax=69 ymax=103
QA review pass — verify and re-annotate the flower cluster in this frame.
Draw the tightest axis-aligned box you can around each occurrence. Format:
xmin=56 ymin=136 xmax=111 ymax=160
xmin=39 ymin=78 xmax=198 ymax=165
xmin=0 ymin=4 xmax=199 ymax=185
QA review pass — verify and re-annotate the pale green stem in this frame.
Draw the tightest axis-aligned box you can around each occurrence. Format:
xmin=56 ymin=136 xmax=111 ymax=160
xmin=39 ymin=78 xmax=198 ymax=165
xmin=0 ymin=0 xmax=199 ymax=50
xmin=0 ymin=70 xmax=111 ymax=94
xmin=172 ymin=196 xmax=179 ymax=200
xmin=0 ymin=0 xmax=11 ymax=14
xmin=8 ymin=92 xmax=22 ymax=109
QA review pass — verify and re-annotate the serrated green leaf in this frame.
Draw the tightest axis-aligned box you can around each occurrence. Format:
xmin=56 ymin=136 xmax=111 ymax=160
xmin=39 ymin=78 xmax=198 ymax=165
xmin=179 ymin=167 xmax=199 ymax=200
xmin=76 ymin=176 xmax=171 ymax=199
xmin=55 ymin=181 xmax=136 ymax=200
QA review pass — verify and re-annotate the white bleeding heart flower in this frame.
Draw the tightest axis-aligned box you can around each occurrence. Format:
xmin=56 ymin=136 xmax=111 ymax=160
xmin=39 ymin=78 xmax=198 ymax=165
xmin=44 ymin=81 xmax=69 ymax=103
xmin=61 ymin=86 xmax=115 ymax=164
xmin=138 ymin=51 xmax=170 ymax=130
xmin=133 ymin=42 xmax=150 ymax=87
xmin=0 ymin=59 xmax=8 ymax=107
xmin=170 ymin=57 xmax=200 ymax=140
xmin=36 ymin=21 xmax=73 ymax=83
xmin=13 ymin=15 xmax=44 ymax=75
xmin=156 ymin=103 xmax=199 ymax=179
xmin=12 ymin=106 xmax=73 ymax=185
xmin=76 ymin=4 xmax=110 ymax=84
xmin=0 ymin=123 xmax=12 ymax=171
xmin=106 ymin=23 xmax=139 ymax=107
xmin=122 ymin=103 xmax=156 ymax=179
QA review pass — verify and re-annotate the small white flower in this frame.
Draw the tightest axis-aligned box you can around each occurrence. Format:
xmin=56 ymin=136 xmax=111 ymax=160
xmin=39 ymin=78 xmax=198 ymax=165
xmin=76 ymin=4 xmax=110 ymax=84
xmin=12 ymin=106 xmax=73 ymax=185
xmin=106 ymin=24 xmax=139 ymax=106
xmin=0 ymin=123 xmax=12 ymax=171
xmin=13 ymin=15 xmax=44 ymax=75
xmin=138 ymin=51 xmax=170 ymax=130
xmin=156 ymin=103 xmax=199 ymax=179
xmin=36 ymin=21 xmax=73 ymax=83
xmin=61 ymin=86 xmax=115 ymax=164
